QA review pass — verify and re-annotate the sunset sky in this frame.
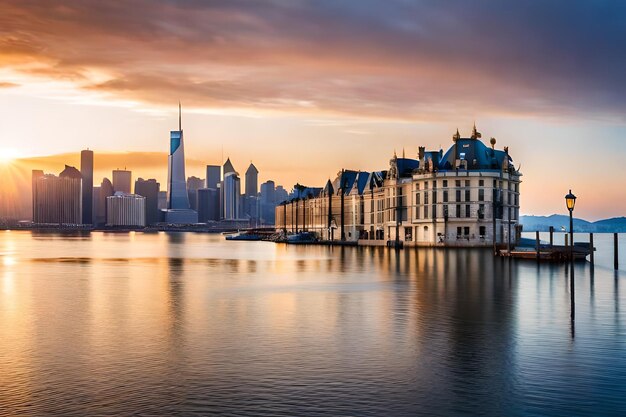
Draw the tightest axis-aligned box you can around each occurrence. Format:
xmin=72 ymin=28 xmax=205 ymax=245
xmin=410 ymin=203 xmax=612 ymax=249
xmin=1 ymin=0 xmax=626 ymax=220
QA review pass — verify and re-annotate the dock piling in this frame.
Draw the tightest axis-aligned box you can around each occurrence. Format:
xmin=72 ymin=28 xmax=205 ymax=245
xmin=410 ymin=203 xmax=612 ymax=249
xmin=614 ymin=233 xmax=619 ymax=270
xmin=589 ymin=233 xmax=594 ymax=266
xmin=535 ymin=231 xmax=540 ymax=261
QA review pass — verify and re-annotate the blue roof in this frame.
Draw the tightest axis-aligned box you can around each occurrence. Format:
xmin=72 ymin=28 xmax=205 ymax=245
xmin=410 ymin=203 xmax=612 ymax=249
xmin=438 ymin=138 xmax=512 ymax=171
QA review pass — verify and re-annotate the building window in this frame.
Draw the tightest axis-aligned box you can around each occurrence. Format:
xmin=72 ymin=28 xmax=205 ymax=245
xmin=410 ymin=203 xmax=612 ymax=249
xmin=457 ymin=227 xmax=462 ymax=239
xmin=465 ymin=180 xmax=470 ymax=187
xmin=479 ymin=226 xmax=486 ymax=238
xmin=479 ymin=179 xmax=484 ymax=187
xmin=416 ymin=193 xmax=421 ymax=205
xmin=424 ymin=192 xmax=429 ymax=205
xmin=443 ymin=190 xmax=449 ymax=203
xmin=424 ymin=206 xmax=429 ymax=219
xmin=456 ymin=204 xmax=461 ymax=218
xmin=478 ymin=204 xmax=485 ymax=219
xmin=478 ymin=189 xmax=484 ymax=201
xmin=432 ymin=180 xmax=437 ymax=189
xmin=493 ymin=179 xmax=497 ymax=188
xmin=432 ymin=191 xmax=438 ymax=204
xmin=456 ymin=189 xmax=461 ymax=202
xmin=464 ymin=226 xmax=470 ymax=237
xmin=455 ymin=180 xmax=461 ymax=187
xmin=424 ymin=182 xmax=429 ymax=190
xmin=443 ymin=180 xmax=448 ymax=188
xmin=465 ymin=189 xmax=470 ymax=202
xmin=432 ymin=204 xmax=437 ymax=219
xmin=444 ymin=205 xmax=449 ymax=219
xmin=465 ymin=204 xmax=470 ymax=218
xmin=416 ymin=183 xmax=420 ymax=191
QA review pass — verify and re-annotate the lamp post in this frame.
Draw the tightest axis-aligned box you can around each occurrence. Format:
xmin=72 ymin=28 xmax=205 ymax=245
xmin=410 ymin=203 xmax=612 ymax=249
xmin=565 ymin=189 xmax=577 ymax=321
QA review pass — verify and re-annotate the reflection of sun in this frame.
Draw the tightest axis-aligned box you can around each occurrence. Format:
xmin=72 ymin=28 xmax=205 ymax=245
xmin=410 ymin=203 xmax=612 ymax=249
xmin=0 ymin=148 xmax=22 ymax=165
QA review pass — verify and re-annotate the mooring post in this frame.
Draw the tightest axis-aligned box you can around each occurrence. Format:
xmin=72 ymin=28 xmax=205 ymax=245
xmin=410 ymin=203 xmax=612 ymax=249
xmin=536 ymin=230 xmax=540 ymax=261
xmin=589 ymin=233 xmax=594 ymax=266
xmin=614 ymin=233 xmax=619 ymax=270
xmin=565 ymin=234 xmax=568 ymax=248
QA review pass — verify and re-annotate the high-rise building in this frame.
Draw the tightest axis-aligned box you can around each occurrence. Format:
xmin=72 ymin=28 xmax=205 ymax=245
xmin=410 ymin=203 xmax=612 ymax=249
xmin=260 ymin=180 xmax=276 ymax=225
xmin=135 ymin=178 xmax=160 ymax=225
xmin=274 ymin=185 xmax=288 ymax=204
xmin=31 ymin=170 xmax=44 ymax=221
xmin=164 ymin=103 xmax=197 ymax=223
xmin=197 ymin=188 xmax=220 ymax=222
xmin=187 ymin=176 xmax=204 ymax=211
xmin=245 ymin=163 xmax=258 ymax=197
xmin=112 ymin=169 xmax=132 ymax=193
xmin=157 ymin=191 xmax=167 ymax=210
xmin=223 ymin=158 xmax=236 ymax=177
xmin=95 ymin=178 xmax=114 ymax=226
xmin=81 ymin=150 xmax=94 ymax=224
xmin=32 ymin=165 xmax=82 ymax=224
xmin=206 ymin=165 xmax=221 ymax=189
xmin=106 ymin=192 xmax=146 ymax=227
xmin=222 ymin=172 xmax=241 ymax=220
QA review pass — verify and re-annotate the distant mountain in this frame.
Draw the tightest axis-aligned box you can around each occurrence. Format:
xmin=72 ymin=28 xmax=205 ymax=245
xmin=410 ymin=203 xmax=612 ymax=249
xmin=520 ymin=215 xmax=626 ymax=233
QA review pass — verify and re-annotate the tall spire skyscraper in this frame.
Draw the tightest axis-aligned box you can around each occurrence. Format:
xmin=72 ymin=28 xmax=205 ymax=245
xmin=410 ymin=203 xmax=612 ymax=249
xmin=167 ymin=103 xmax=191 ymax=210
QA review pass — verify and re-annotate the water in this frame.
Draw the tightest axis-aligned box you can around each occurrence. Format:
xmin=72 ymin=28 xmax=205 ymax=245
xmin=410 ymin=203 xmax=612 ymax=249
xmin=1 ymin=231 xmax=625 ymax=416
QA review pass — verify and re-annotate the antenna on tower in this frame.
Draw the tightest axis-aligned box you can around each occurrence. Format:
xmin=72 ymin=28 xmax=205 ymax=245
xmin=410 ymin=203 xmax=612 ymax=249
xmin=178 ymin=101 xmax=182 ymax=131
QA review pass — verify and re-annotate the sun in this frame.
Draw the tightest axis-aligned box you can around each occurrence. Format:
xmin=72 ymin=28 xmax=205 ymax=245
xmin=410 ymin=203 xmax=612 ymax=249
xmin=0 ymin=148 xmax=22 ymax=164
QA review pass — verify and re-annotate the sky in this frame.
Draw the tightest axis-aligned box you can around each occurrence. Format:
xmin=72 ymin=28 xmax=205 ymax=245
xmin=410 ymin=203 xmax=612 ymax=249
xmin=1 ymin=0 xmax=626 ymax=220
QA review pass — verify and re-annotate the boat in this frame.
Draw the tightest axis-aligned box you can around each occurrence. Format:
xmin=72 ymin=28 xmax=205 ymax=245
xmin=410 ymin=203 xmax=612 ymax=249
xmin=286 ymin=232 xmax=318 ymax=244
xmin=225 ymin=232 xmax=263 ymax=241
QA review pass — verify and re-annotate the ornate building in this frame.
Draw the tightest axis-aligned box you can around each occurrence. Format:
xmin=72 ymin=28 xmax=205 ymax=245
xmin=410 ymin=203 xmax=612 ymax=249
xmin=276 ymin=126 xmax=522 ymax=247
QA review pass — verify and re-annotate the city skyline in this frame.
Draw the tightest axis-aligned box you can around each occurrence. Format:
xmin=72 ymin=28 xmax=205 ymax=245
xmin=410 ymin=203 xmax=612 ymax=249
xmin=2 ymin=1 xmax=626 ymax=221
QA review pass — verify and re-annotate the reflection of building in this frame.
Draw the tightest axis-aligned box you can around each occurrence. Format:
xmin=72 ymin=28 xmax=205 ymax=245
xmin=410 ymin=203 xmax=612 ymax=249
xmin=112 ymin=169 xmax=132 ymax=193
xmin=106 ymin=192 xmax=146 ymax=227
xmin=276 ymin=126 xmax=522 ymax=247
xmin=81 ymin=150 xmax=93 ymax=224
xmin=135 ymin=178 xmax=160 ymax=225
xmin=32 ymin=165 xmax=83 ymax=224
xmin=164 ymin=103 xmax=198 ymax=224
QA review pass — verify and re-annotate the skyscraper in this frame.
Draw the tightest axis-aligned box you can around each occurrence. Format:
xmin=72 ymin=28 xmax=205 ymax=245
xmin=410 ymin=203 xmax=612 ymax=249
xmin=32 ymin=165 xmax=82 ymax=224
xmin=206 ymin=165 xmax=221 ymax=189
xmin=260 ymin=180 xmax=276 ymax=225
xmin=112 ymin=169 xmax=132 ymax=193
xmin=135 ymin=178 xmax=160 ymax=225
xmin=197 ymin=188 xmax=220 ymax=222
xmin=187 ymin=176 xmax=204 ymax=211
xmin=81 ymin=149 xmax=93 ymax=224
xmin=245 ymin=163 xmax=258 ymax=197
xmin=164 ymin=103 xmax=197 ymax=223
xmin=95 ymin=178 xmax=114 ymax=226
xmin=222 ymin=172 xmax=241 ymax=220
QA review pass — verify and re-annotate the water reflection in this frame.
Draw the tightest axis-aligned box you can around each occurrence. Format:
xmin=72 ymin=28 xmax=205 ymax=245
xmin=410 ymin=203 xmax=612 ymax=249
xmin=0 ymin=232 xmax=624 ymax=415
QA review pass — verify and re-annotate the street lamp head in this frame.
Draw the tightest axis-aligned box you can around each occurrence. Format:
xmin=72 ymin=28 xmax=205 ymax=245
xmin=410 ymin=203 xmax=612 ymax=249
xmin=565 ymin=189 xmax=576 ymax=212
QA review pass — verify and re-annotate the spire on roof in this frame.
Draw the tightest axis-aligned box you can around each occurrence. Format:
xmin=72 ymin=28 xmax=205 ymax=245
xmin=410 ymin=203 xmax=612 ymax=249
xmin=402 ymin=148 xmax=405 ymax=158
xmin=453 ymin=128 xmax=460 ymax=142
xmin=471 ymin=122 xmax=481 ymax=139
xmin=178 ymin=101 xmax=182 ymax=131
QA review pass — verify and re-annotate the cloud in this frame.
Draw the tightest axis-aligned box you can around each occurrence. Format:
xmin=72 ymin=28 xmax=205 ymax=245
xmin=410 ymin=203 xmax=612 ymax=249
xmin=1 ymin=0 xmax=626 ymax=120
xmin=0 ymin=81 xmax=19 ymax=88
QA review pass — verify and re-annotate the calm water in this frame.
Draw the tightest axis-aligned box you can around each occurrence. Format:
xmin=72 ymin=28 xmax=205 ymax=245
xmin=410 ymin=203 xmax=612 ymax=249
xmin=1 ymin=231 xmax=625 ymax=416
